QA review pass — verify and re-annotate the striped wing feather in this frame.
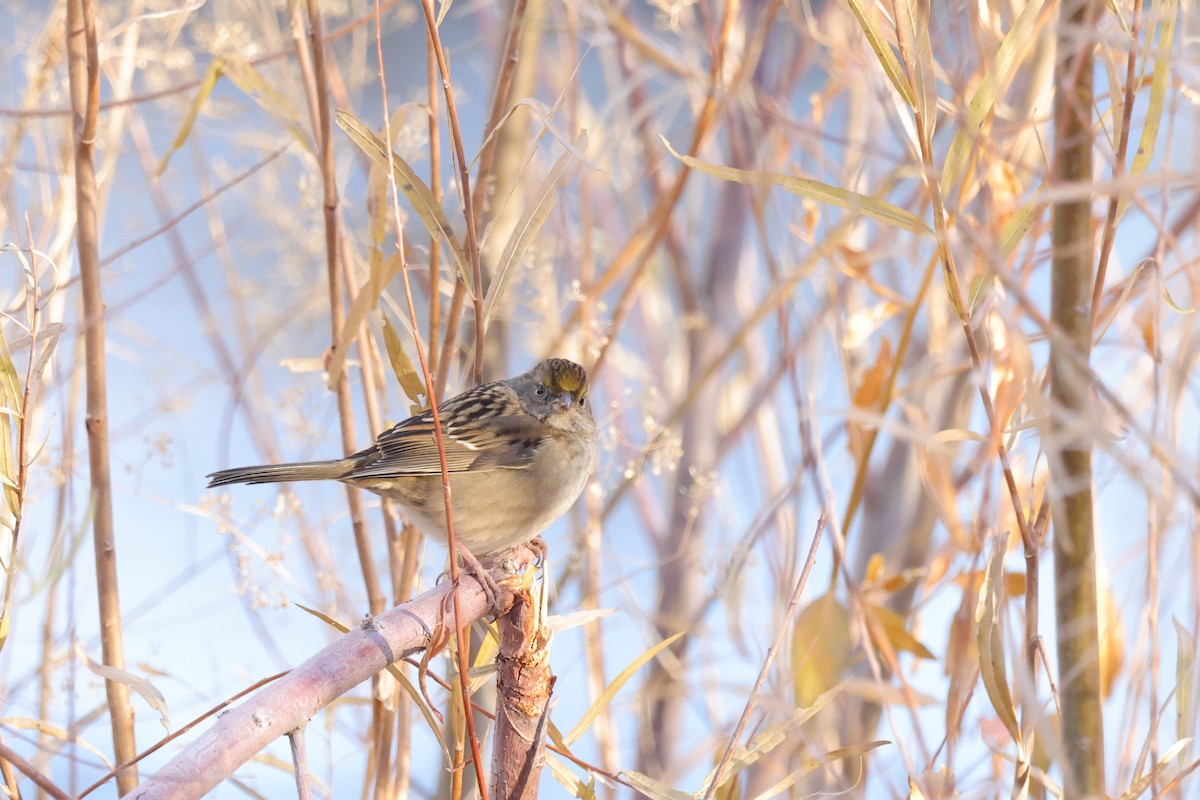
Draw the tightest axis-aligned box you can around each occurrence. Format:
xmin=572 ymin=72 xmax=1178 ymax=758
xmin=343 ymin=386 xmax=548 ymax=479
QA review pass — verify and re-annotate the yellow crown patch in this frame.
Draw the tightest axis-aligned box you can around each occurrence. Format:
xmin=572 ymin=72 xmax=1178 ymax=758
xmin=545 ymin=359 xmax=587 ymax=394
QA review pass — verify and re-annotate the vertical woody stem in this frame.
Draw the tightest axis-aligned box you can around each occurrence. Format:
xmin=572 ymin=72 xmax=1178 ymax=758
xmin=66 ymin=0 xmax=139 ymax=790
xmin=1050 ymin=0 xmax=1106 ymax=795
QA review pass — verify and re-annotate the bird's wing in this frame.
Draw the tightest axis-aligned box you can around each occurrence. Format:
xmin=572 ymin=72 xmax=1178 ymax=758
xmin=344 ymin=401 xmax=548 ymax=479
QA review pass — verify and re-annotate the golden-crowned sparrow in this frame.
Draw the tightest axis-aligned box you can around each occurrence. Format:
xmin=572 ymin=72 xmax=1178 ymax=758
xmin=207 ymin=358 xmax=597 ymax=557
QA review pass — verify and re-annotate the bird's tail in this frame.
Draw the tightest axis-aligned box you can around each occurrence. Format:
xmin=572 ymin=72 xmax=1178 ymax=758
xmin=207 ymin=459 xmax=355 ymax=488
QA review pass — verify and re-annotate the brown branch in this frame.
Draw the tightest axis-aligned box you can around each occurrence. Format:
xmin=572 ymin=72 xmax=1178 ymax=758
xmin=299 ymin=0 xmax=385 ymax=620
xmin=0 ymin=741 xmax=69 ymax=800
xmin=490 ymin=582 xmax=554 ymax=799
xmin=426 ymin=35 xmax=443 ymax=387
xmin=469 ymin=0 xmax=531 ymax=226
xmin=66 ymin=0 xmax=139 ymax=791
xmin=128 ymin=549 xmax=536 ymax=799
xmin=1050 ymin=0 xmax=1106 ymax=794
xmin=374 ymin=3 xmax=488 ymax=795
xmin=418 ymin=0 xmax=485 ymax=385
xmin=1089 ymin=0 xmax=1144 ymax=325
xmin=297 ymin=6 xmax=391 ymax=795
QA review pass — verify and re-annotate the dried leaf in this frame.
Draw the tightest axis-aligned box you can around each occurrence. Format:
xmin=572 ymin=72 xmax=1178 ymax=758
xmin=158 ymin=56 xmax=312 ymax=176
xmin=868 ymin=604 xmax=936 ymax=660
xmin=1126 ymin=0 xmax=1177 ymax=190
xmin=0 ymin=716 xmax=113 ymax=767
xmin=849 ymin=338 xmax=891 ymax=461
xmin=565 ymin=631 xmax=684 ymax=745
xmin=698 ymin=683 xmax=849 ymax=795
xmin=897 ymin=0 xmax=935 ymax=138
xmin=545 ymin=753 xmax=595 ymax=798
xmin=975 ymin=535 xmax=1021 ymax=749
xmin=1175 ymin=619 xmax=1195 ymax=746
xmin=843 ymin=0 xmax=916 ymax=106
xmin=844 ymin=303 xmax=901 ymax=350
xmin=483 ymin=132 xmax=586 ymax=326
xmin=76 ymin=644 xmax=170 ymax=732
xmin=1116 ymin=738 xmax=1192 ymax=800
xmin=336 ymin=111 xmax=472 ymax=289
xmin=865 ymin=552 xmax=886 ymax=584
xmin=326 ymin=253 xmax=405 ymax=388
xmin=753 ymin=740 xmax=891 ymax=800
xmin=792 ymin=593 xmax=852 ymax=707
xmin=0 ymin=325 xmax=21 ymax=522
xmin=939 ymin=0 xmax=1050 ymax=197
xmin=380 ymin=314 xmax=428 ymax=409
xmin=619 ymin=771 xmax=691 ymax=800
xmin=1097 ymin=568 xmax=1125 ymax=698
xmin=999 ymin=202 xmax=1040 ymax=256
xmin=156 ymin=58 xmax=222 ymax=176
xmin=662 ymin=138 xmax=933 ymax=237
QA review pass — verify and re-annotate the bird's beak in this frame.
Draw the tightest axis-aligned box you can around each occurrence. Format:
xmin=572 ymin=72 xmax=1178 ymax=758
xmin=556 ymin=394 xmax=574 ymax=412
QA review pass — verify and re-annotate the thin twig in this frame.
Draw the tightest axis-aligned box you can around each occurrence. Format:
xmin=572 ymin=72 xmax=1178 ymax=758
xmin=469 ymin=0 xmax=531 ymax=225
xmin=1090 ymin=0 xmax=1144 ymax=325
xmin=78 ymin=671 xmax=290 ymax=798
xmin=374 ymin=2 xmax=489 ymax=797
xmin=702 ymin=512 xmax=826 ymax=800
xmin=418 ymin=0 xmax=484 ymax=385
xmin=0 ymin=741 xmax=69 ymax=800
xmin=288 ymin=726 xmax=314 ymax=800
xmin=66 ymin=0 xmax=139 ymax=790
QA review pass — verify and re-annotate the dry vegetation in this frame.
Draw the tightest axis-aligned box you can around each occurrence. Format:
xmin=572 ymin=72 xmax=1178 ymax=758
xmin=0 ymin=0 xmax=1197 ymax=797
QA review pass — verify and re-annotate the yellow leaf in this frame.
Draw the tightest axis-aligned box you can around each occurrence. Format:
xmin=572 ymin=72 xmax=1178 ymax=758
xmin=662 ymin=138 xmax=933 ymax=237
xmin=868 ymin=604 xmax=936 ymax=660
xmin=483 ymin=132 xmax=586 ymax=327
xmin=939 ymin=0 xmax=1050 ymax=197
xmin=380 ymin=315 xmax=428 ymax=408
xmin=1097 ymin=568 xmax=1125 ymax=699
xmin=792 ymin=593 xmax=852 ymax=707
xmin=336 ymin=111 xmax=472 ymax=290
xmin=326 ymin=253 xmax=405 ymax=388
xmin=843 ymin=0 xmax=917 ymax=106
xmin=975 ymin=535 xmax=1022 ymax=750
xmin=849 ymin=338 xmax=891 ymax=461
xmin=1176 ymin=620 xmax=1196 ymax=745
xmin=865 ymin=553 xmax=886 ymax=584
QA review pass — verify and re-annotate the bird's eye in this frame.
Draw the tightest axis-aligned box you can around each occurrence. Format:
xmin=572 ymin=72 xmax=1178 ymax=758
xmin=535 ymin=385 xmax=547 ymax=397
xmin=579 ymin=396 xmax=587 ymax=408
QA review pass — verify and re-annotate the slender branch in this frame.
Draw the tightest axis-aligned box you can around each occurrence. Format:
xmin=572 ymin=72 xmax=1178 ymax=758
xmin=302 ymin=0 xmax=386 ymax=619
xmin=1050 ymin=0 xmax=1106 ymax=794
xmin=418 ymin=0 xmax=485 ymax=384
xmin=66 ymin=0 xmax=139 ymax=790
xmin=426 ymin=37 xmax=443 ymax=386
xmin=469 ymin=0 xmax=531 ymax=225
xmin=375 ymin=2 xmax=488 ymax=796
xmin=1089 ymin=0 xmax=1144 ymax=325
xmin=128 ymin=550 xmax=535 ymax=799
xmin=288 ymin=726 xmax=314 ymax=800
xmin=78 ymin=672 xmax=289 ymax=798
xmin=702 ymin=512 xmax=826 ymax=800
xmin=0 ymin=741 xmax=69 ymax=800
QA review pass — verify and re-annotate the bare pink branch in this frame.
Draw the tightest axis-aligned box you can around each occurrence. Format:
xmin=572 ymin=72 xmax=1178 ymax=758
xmin=130 ymin=548 xmax=536 ymax=800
